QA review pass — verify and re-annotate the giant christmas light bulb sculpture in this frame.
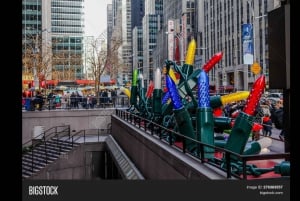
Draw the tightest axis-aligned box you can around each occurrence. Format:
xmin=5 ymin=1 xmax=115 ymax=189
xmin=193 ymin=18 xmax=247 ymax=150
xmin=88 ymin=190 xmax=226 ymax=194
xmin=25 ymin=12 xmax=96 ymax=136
xmin=152 ymin=68 xmax=162 ymax=115
xmin=210 ymin=91 xmax=250 ymax=130
xmin=181 ymin=38 xmax=196 ymax=80
xmin=175 ymin=46 xmax=223 ymax=108
xmin=166 ymin=75 xmax=197 ymax=153
xmin=162 ymin=90 xmax=170 ymax=105
xmin=202 ymin=52 xmax=223 ymax=73
xmin=243 ymin=75 xmax=265 ymax=116
xmin=210 ymin=91 xmax=250 ymax=109
xmin=196 ymin=70 xmax=214 ymax=158
xmin=137 ymin=73 xmax=148 ymax=116
xmin=120 ymin=86 xmax=131 ymax=98
xmin=168 ymin=68 xmax=179 ymax=84
xmin=175 ymin=39 xmax=199 ymax=107
xmin=138 ymin=73 xmax=144 ymax=88
xmin=225 ymin=75 xmax=266 ymax=156
xmin=172 ymin=38 xmax=196 ymax=84
xmin=130 ymin=69 xmax=139 ymax=107
xmin=138 ymin=73 xmax=145 ymax=101
xmin=145 ymin=80 xmax=154 ymax=99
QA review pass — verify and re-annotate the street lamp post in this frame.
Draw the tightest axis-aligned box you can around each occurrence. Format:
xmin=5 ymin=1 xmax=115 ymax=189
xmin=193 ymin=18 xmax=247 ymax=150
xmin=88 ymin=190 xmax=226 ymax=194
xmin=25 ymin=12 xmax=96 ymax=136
xmin=248 ymin=0 xmax=267 ymax=67
xmin=254 ymin=14 xmax=267 ymax=77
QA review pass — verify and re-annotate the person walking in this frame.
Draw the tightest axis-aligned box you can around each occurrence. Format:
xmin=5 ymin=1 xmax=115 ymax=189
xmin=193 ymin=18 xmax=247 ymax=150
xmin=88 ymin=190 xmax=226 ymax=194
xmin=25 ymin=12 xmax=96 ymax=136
xmin=47 ymin=91 xmax=55 ymax=110
xmin=35 ymin=91 xmax=44 ymax=111
xmin=271 ymin=100 xmax=284 ymax=141
xmin=252 ymin=122 xmax=263 ymax=141
xmin=61 ymin=93 xmax=68 ymax=109
xmin=262 ymin=114 xmax=273 ymax=137
xmin=70 ymin=92 xmax=76 ymax=109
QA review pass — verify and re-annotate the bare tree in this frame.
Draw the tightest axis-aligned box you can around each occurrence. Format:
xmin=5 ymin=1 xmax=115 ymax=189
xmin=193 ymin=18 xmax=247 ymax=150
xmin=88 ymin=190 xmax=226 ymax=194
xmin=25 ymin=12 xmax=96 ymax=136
xmin=87 ymin=34 xmax=122 ymax=105
xmin=22 ymin=34 xmax=52 ymax=91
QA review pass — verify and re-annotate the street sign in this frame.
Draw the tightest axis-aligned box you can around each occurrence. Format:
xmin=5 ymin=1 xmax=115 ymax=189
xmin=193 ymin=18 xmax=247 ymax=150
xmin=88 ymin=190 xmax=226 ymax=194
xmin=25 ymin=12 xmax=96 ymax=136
xmin=251 ymin=62 xmax=261 ymax=75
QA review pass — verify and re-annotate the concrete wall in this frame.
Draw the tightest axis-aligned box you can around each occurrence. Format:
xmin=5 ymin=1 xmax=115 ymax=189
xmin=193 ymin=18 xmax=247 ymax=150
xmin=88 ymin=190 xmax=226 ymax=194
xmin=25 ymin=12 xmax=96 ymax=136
xmin=23 ymin=110 xmax=228 ymax=180
xmin=22 ymin=109 xmax=115 ymax=144
xmin=30 ymin=142 xmax=106 ymax=179
xmin=111 ymin=115 xmax=226 ymax=180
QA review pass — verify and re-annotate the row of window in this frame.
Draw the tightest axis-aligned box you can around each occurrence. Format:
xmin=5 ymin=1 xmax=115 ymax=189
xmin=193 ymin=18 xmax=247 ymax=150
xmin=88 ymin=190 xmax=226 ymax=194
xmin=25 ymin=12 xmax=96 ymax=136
xmin=51 ymin=0 xmax=83 ymax=8
xmin=52 ymin=8 xmax=83 ymax=14
xmin=22 ymin=14 xmax=41 ymax=21
xmin=52 ymin=37 xmax=82 ymax=43
xmin=53 ymin=46 xmax=83 ymax=51
xmin=51 ymin=19 xmax=83 ymax=25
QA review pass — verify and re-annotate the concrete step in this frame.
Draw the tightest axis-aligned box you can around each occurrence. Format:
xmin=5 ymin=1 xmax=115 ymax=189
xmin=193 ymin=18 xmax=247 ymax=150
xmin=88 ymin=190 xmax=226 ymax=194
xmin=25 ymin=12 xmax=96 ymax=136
xmin=22 ymin=137 xmax=80 ymax=179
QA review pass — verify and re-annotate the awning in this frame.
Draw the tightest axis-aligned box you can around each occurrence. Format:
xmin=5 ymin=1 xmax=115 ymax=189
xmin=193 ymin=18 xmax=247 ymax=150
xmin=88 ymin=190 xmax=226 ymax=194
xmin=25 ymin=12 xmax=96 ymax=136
xmin=23 ymin=80 xmax=59 ymax=85
xmin=76 ymin=80 xmax=95 ymax=85
xmin=44 ymin=80 xmax=59 ymax=85
xmin=22 ymin=80 xmax=33 ymax=84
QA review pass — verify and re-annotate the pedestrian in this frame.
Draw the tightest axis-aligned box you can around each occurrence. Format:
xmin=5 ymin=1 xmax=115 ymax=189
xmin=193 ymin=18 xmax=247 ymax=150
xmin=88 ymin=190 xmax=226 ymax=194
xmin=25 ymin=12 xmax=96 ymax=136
xmin=271 ymin=100 xmax=284 ymax=141
xmin=252 ymin=122 xmax=263 ymax=141
xmin=47 ymin=91 xmax=55 ymax=110
xmin=70 ymin=92 xmax=76 ymax=109
xmin=61 ymin=93 xmax=68 ymax=109
xmin=35 ymin=91 xmax=44 ymax=111
xmin=262 ymin=114 xmax=273 ymax=137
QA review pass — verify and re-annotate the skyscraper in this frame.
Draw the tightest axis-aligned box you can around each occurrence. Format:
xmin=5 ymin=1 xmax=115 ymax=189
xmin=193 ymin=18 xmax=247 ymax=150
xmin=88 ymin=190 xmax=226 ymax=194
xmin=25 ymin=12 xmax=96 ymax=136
xmin=22 ymin=0 xmax=85 ymax=86
xmin=51 ymin=0 xmax=85 ymax=81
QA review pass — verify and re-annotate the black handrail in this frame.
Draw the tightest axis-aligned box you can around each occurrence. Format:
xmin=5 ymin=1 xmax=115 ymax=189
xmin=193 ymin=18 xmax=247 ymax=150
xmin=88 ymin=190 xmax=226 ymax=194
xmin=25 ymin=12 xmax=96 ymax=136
xmin=22 ymin=126 xmax=111 ymax=178
xmin=70 ymin=128 xmax=111 ymax=145
xmin=22 ymin=125 xmax=70 ymax=175
xmin=115 ymin=109 xmax=290 ymax=180
xmin=22 ymin=125 xmax=70 ymax=148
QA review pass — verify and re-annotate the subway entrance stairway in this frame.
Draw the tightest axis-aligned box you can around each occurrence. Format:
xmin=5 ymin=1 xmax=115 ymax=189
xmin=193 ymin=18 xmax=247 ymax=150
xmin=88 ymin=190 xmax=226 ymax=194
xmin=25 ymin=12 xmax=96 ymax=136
xmin=22 ymin=125 xmax=144 ymax=180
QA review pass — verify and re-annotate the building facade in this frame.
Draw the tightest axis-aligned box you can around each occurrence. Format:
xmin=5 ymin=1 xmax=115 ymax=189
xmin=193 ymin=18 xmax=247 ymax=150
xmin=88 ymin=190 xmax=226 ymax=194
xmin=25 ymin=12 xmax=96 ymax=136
xmin=198 ymin=0 xmax=278 ymax=92
xmin=142 ymin=0 xmax=163 ymax=85
xmin=22 ymin=0 xmax=85 ymax=89
xmin=51 ymin=0 xmax=85 ymax=81
xmin=22 ymin=0 xmax=43 ymax=88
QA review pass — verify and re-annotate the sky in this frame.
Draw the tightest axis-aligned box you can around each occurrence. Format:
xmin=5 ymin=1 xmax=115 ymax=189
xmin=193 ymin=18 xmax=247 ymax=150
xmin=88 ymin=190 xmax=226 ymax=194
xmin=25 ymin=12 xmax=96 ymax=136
xmin=84 ymin=0 xmax=112 ymax=38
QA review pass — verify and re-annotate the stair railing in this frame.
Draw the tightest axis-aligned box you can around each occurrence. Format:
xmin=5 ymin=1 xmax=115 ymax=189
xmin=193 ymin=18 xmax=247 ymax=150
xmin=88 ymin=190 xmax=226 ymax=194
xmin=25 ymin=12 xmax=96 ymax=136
xmin=22 ymin=125 xmax=71 ymax=174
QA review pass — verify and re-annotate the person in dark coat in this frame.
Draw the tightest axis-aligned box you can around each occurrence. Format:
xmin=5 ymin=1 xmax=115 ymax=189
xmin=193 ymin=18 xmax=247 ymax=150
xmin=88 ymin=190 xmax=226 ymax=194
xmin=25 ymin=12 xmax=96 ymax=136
xmin=35 ymin=91 xmax=44 ymax=111
xmin=271 ymin=101 xmax=284 ymax=140
xmin=70 ymin=92 xmax=76 ymax=109
xmin=262 ymin=114 xmax=273 ymax=137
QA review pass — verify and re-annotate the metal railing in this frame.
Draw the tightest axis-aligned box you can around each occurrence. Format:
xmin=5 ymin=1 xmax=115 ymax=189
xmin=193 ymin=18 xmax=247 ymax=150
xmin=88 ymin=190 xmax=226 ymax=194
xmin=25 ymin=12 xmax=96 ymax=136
xmin=115 ymin=109 xmax=290 ymax=180
xmin=22 ymin=125 xmax=71 ymax=175
xmin=70 ymin=128 xmax=111 ymax=146
xmin=22 ymin=125 xmax=111 ymax=177
xmin=22 ymin=95 xmax=130 ymax=111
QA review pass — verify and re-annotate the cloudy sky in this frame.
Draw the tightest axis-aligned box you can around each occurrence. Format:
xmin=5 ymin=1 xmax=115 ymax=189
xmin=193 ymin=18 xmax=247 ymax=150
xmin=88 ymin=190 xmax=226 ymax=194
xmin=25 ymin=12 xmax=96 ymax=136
xmin=84 ymin=0 xmax=112 ymax=38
